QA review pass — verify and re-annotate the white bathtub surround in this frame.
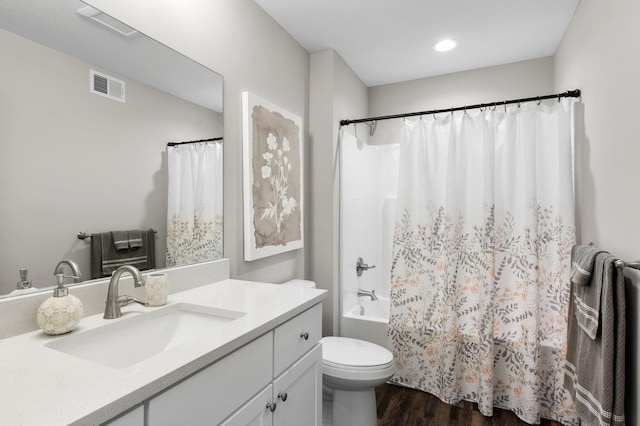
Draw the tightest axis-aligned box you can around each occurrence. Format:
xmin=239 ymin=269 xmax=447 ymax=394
xmin=341 ymin=298 xmax=390 ymax=350
xmin=0 ymin=274 xmax=326 ymax=425
xmin=339 ymin=131 xmax=398 ymax=347
xmin=388 ymin=101 xmax=578 ymax=425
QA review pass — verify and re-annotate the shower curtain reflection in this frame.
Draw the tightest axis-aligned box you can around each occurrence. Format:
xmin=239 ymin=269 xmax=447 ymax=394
xmin=166 ymin=142 xmax=223 ymax=266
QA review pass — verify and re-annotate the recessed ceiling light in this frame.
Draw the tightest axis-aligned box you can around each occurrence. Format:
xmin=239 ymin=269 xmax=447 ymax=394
xmin=433 ymin=39 xmax=457 ymax=52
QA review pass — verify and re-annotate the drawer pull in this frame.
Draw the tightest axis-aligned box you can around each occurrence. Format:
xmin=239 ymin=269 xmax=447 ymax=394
xmin=266 ymin=402 xmax=277 ymax=412
xmin=300 ymin=331 xmax=309 ymax=340
xmin=278 ymin=392 xmax=288 ymax=402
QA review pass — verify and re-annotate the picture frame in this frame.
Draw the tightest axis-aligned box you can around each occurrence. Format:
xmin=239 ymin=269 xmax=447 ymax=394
xmin=242 ymin=91 xmax=304 ymax=261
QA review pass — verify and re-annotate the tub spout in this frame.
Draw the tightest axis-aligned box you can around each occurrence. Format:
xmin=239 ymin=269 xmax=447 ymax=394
xmin=357 ymin=288 xmax=378 ymax=301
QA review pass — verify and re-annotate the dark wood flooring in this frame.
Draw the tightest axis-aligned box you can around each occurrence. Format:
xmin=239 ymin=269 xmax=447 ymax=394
xmin=376 ymin=383 xmax=563 ymax=426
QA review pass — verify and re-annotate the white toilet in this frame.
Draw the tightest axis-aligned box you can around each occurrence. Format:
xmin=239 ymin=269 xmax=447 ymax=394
xmin=283 ymin=280 xmax=395 ymax=426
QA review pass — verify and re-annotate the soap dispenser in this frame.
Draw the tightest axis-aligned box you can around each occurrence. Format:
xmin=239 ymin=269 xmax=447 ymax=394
xmin=36 ymin=274 xmax=84 ymax=335
xmin=9 ymin=268 xmax=39 ymax=295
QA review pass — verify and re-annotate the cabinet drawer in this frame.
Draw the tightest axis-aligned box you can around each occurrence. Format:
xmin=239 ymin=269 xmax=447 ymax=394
xmin=147 ymin=332 xmax=273 ymax=426
xmin=273 ymin=304 xmax=322 ymax=377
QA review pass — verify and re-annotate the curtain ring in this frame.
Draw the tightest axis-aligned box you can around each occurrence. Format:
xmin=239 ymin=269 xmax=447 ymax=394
xmin=558 ymin=94 xmax=561 ymax=103
xmin=503 ymin=101 xmax=507 ymax=113
xmin=537 ymin=97 xmax=541 ymax=106
xmin=517 ymin=101 xmax=521 ymax=108
xmin=433 ymin=111 xmax=437 ymax=120
xmin=491 ymin=103 xmax=497 ymax=111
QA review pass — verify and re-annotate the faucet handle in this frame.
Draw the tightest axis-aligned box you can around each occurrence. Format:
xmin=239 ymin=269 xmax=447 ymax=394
xmin=356 ymin=257 xmax=376 ymax=277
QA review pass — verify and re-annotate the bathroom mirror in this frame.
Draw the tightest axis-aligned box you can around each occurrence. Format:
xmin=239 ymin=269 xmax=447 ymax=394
xmin=0 ymin=0 xmax=224 ymax=297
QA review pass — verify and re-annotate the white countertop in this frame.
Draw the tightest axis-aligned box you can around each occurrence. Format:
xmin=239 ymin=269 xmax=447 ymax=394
xmin=0 ymin=279 xmax=326 ymax=426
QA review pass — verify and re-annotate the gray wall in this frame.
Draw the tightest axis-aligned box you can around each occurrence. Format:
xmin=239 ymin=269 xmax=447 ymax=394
xmin=368 ymin=57 xmax=554 ymax=146
xmin=0 ymin=28 xmax=220 ymax=292
xmin=85 ymin=0 xmax=309 ymax=283
xmin=555 ymin=1 xmax=640 ymax=423
xmin=309 ymin=49 xmax=368 ymax=335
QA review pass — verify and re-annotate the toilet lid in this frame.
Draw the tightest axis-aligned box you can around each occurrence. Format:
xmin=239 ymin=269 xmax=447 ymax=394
xmin=321 ymin=336 xmax=393 ymax=368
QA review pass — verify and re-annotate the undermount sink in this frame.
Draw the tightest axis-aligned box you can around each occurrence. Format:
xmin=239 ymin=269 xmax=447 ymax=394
xmin=45 ymin=303 xmax=246 ymax=368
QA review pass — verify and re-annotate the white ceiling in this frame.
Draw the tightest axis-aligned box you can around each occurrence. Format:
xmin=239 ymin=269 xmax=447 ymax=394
xmin=0 ymin=0 xmax=223 ymax=112
xmin=255 ymin=0 xmax=580 ymax=87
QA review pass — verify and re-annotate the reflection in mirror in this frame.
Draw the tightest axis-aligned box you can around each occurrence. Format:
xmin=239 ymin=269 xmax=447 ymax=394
xmin=0 ymin=0 xmax=224 ymax=297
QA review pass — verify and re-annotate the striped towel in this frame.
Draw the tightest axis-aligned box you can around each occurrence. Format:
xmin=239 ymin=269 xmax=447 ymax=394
xmin=111 ymin=231 xmax=129 ymax=251
xmin=565 ymin=250 xmax=626 ymax=426
xmin=570 ymin=244 xmax=606 ymax=338
xmin=90 ymin=230 xmax=156 ymax=279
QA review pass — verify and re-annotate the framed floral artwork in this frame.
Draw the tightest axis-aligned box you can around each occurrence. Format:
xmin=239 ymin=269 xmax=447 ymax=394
xmin=242 ymin=91 xmax=304 ymax=261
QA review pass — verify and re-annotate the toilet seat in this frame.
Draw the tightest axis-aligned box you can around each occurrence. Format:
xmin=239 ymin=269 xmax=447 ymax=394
xmin=321 ymin=336 xmax=393 ymax=367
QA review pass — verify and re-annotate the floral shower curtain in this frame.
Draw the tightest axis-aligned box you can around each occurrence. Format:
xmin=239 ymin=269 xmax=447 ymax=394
xmin=166 ymin=142 xmax=223 ymax=266
xmin=389 ymin=99 xmax=578 ymax=425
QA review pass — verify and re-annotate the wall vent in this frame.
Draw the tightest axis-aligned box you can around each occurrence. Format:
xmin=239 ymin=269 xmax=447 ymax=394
xmin=90 ymin=69 xmax=125 ymax=103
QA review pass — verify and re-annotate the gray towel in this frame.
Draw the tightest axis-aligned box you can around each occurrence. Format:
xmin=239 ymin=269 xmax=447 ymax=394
xmin=571 ymin=244 xmax=605 ymax=286
xmin=565 ymin=251 xmax=625 ymax=426
xmin=571 ymin=244 xmax=608 ymax=338
xmin=90 ymin=230 xmax=156 ymax=278
xmin=128 ymin=230 xmax=143 ymax=249
xmin=111 ymin=230 xmax=129 ymax=251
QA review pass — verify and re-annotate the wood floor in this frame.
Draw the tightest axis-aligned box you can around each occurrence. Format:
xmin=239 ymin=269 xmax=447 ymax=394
xmin=375 ymin=383 xmax=563 ymax=426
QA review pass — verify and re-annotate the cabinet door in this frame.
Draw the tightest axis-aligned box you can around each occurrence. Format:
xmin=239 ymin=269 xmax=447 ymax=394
xmin=273 ymin=344 xmax=322 ymax=426
xmin=147 ymin=333 xmax=273 ymax=426
xmin=220 ymin=385 xmax=274 ymax=426
xmin=102 ymin=405 xmax=144 ymax=426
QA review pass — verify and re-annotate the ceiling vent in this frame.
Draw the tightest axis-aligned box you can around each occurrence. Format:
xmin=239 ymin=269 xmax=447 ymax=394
xmin=90 ymin=69 xmax=125 ymax=103
xmin=77 ymin=6 xmax=139 ymax=38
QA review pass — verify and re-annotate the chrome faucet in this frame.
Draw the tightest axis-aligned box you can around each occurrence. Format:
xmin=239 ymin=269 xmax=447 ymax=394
xmin=54 ymin=259 xmax=82 ymax=283
xmin=356 ymin=257 xmax=376 ymax=277
xmin=104 ymin=265 xmax=146 ymax=319
xmin=357 ymin=288 xmax=378 ymax=301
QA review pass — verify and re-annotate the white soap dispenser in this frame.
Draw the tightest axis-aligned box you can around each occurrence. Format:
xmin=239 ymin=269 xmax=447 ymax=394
xmin=37 ymin=274 xmax=84 ymax=335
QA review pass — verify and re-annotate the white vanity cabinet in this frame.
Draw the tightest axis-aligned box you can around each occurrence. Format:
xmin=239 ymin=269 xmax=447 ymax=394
xmin=103 ymin=405 xmax=144 ymax=426
xmin=146 ymin=303 xmax=322 ymax=426
xmin=272 ymin=344 xmax=322 ymax=426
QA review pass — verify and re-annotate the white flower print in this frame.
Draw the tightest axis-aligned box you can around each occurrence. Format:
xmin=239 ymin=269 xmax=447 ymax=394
xmin=267 ymin=133 xmax=278 ymax=150
xmin=260 ymin=132 xmax=297 ymax=233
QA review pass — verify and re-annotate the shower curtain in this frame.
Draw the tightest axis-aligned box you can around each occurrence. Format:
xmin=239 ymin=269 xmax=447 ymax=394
xmin=166 ymin=142 xmax=223 ymax=266
xmin=389 ymin=99 xmax=578 ymax=425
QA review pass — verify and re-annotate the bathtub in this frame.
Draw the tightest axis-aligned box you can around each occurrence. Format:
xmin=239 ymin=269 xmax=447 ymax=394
xmin=340 ymin=298 xmax=391 ymax=350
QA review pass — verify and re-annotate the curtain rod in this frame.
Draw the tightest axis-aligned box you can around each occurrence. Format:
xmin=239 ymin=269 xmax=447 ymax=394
xmin=167 ymin=137 xmax=223 ymax=147
xmin=339 ymin=89 xmax=581 ymax=127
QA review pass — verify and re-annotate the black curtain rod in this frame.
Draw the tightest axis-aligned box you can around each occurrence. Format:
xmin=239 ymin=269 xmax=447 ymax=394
xmin=167 ymin=137 xmax=223 ymax=147
xmin=339 ymin=89 xmax=581 ymax=127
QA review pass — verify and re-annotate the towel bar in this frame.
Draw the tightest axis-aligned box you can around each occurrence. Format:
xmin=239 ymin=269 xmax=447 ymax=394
xmin=77 ymin=229 xmax=157 ymax=240
xmin=614 ymin=259 xmax=640 ymax=270
xmin=587 ymin=242 xmax=640 ymax=270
